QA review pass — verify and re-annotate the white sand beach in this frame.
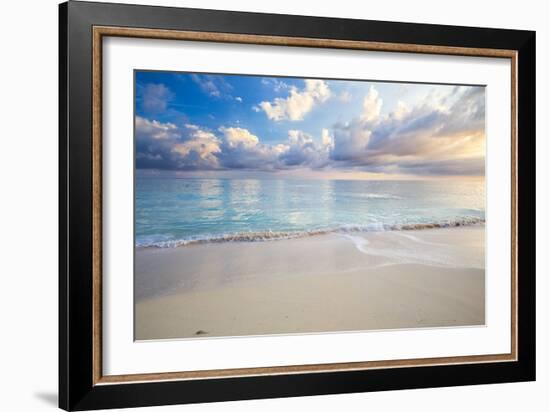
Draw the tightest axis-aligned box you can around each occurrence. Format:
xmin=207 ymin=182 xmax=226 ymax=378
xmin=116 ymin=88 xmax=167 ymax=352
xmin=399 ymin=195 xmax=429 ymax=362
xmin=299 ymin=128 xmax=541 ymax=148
xmin=135 ymin=226 xmax=485 ymax=340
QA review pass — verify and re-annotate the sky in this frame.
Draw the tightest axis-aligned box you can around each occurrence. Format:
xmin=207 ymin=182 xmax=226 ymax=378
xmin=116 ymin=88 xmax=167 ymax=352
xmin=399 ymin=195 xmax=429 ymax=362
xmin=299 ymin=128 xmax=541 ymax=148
xmin=135 ymin=71 xmax=486 ymax=180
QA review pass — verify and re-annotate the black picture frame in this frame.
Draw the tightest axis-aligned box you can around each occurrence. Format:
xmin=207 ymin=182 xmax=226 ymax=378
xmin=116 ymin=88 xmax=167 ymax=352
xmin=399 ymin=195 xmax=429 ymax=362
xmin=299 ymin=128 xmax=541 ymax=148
xmin=59 ymin=1 xmax=536 ymax=410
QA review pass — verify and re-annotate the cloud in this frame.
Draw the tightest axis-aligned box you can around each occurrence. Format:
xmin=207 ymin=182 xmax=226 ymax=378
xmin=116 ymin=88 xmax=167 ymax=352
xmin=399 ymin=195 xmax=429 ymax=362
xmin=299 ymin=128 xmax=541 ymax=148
xmin=331 ymin=121 xmax=373 ymax=162
xmin=329 ymin=87 xmax=383 ymax=163
xmin=136 ymin=118 xmax=332 ymax=172
xmin=328 ymin=85 xmax=486 ymax=176
xmin=258 ymin=79 xmax=331 ymax=121
xmin=395 ymin=157 xmax=485 ymax=176
xmin=321 ymin=128 xmax=333 ymax=148
xmin=278 ymin=130 xmax=330 ymax=168
xmin=219 ymin=127 xmax=259 ymax=149
xmin=235 ymin=96 xmax=243 ymax=102
xmin=135 ymin=116 xmax=179 ymax=140
xmin=191 ymin=74 xmax=233 ymax=98
xmin=135 ymin=84 xmax=485 ymax=177
xmin=217 ymin=128 xmax=333 ymax=171
xmin=171 ymin=125 xmax=221 ymax=169
xmin=135 ymin=117 xmax=220 ymax=170
xmin=361 ymin=86 xmax=382 ymax=123
xmin=218 ymin=127 xmax=285 ymax=170
xmin=139 ymin=83 xmax=173 ymax=113
xmin=392 ymin=101 xmax=410 ymax=121
xmin=261 ymin=78 xmax=290 ymax=93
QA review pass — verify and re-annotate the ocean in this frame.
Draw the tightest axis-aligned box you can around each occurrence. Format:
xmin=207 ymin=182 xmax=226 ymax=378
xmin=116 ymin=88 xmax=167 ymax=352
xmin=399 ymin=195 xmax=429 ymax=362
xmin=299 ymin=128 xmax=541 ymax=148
xmin=135 ymin=177 xmax=485 ymax=248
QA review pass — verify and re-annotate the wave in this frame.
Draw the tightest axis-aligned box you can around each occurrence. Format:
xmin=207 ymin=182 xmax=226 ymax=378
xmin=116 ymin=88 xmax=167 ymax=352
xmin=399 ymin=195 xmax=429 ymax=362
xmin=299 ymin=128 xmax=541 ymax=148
xmin=359 ymin=193 xmax=402 ymax=200
xmin=136 ymin=216 xmax=485 ymax=249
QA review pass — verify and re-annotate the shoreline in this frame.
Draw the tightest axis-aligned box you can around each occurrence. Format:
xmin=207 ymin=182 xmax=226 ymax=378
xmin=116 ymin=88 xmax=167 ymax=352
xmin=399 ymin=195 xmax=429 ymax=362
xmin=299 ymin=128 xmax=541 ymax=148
xmin=136 ymin=219 xmax=485 ymax=249
xmin=135 ymin=226 xmax=485 ymax=340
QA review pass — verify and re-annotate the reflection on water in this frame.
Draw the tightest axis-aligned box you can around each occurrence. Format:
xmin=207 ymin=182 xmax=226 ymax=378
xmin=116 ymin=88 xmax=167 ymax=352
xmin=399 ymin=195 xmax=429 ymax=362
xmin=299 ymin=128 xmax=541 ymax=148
xmin=197 ymin=179 xmax=224 ymax=221
xmin=135 ymin=177 xmax=485 ymax=247
xmin=228 ymin=179 xmax=261 ymax=223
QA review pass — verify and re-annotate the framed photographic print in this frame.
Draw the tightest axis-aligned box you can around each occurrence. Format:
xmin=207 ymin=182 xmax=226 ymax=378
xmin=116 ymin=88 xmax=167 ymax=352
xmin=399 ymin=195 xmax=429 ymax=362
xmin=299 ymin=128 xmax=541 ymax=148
xmin=59 ymin=1 xmax=536 ymax=410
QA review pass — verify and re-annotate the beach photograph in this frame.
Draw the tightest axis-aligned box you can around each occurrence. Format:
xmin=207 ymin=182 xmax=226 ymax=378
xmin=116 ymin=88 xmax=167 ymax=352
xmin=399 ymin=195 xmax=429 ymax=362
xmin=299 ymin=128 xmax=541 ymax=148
xmin=134 ymin=71 xmax=486 ymax=340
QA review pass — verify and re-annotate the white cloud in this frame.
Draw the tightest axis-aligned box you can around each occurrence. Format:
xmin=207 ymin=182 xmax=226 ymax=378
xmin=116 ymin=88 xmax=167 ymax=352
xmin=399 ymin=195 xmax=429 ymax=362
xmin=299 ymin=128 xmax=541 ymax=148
xmin=135 ymin=117 xmax=221 ymax=170
xmin=219 ymin=128 xmax=283 ymax=170
xmin=392 ymin=100 xmax=410 ymax=121
xmin=328 ymin=86 xmax=486 ymax=175
xmin=258 ymin=79 xmax=331 ymax=121
xmin=331 ymin=121 xmax=373 ymax=161
xmin=219 ymin=127 xmax=259 ymax=149
xmin=217 ymin=127 xmax=332 ymax=170
xmin=135 ymin=85 xmax=485 ymax=176
xmin=135 ymin=116 xmax=179 ymax=140
xmin=170 ymin=124 xmax=221 ymax=169
xmin=235 ymin=96 xmax=243 ymax=102
xmin=321 ymin=128 xmax=334 ymax=148
xmin=287 ymin=129 xmax=313 ymax=146
xmin=278 ymin=130 xmax=331 ymax=168
xmin=361 ymin=86 xmax=382 ymax=123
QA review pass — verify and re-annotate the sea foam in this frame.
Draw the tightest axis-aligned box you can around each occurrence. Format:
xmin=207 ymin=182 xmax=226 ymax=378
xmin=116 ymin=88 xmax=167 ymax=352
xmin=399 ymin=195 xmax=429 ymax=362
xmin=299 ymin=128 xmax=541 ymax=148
xmin=136 ymin=217 xmax=485 ymax=249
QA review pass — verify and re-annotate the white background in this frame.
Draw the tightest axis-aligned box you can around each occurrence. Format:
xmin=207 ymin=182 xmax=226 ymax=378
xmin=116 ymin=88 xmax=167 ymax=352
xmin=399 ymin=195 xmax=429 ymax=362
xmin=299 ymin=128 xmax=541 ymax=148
xmin=0 ymin=0 xmax=546 ymax=411
xmin=103 ymin=37 xmax=511 ymax=375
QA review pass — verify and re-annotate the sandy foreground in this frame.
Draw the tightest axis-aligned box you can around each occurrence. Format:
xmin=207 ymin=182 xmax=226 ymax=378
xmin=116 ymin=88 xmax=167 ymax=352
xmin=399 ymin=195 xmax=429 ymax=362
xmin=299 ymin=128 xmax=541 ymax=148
xmin=135 ymin=226 xmax=485 ymax=340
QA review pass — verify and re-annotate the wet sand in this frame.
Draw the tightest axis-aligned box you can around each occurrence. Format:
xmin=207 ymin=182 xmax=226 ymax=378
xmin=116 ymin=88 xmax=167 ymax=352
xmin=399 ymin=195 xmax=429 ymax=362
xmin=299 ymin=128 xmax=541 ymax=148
xmin=135 ymin=226 xmax=485 ymax=340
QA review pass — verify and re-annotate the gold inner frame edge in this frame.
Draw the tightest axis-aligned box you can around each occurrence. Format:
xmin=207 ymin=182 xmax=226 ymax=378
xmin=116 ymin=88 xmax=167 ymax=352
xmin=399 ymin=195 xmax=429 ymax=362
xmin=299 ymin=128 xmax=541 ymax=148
xmin=91 ymin=26 xmax=518 ymax=386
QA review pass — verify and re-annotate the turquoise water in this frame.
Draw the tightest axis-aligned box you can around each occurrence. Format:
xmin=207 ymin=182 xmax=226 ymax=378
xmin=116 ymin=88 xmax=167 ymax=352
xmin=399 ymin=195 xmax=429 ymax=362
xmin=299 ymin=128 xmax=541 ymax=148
xmin=135 ymin=177 xmax=485 ymax=248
